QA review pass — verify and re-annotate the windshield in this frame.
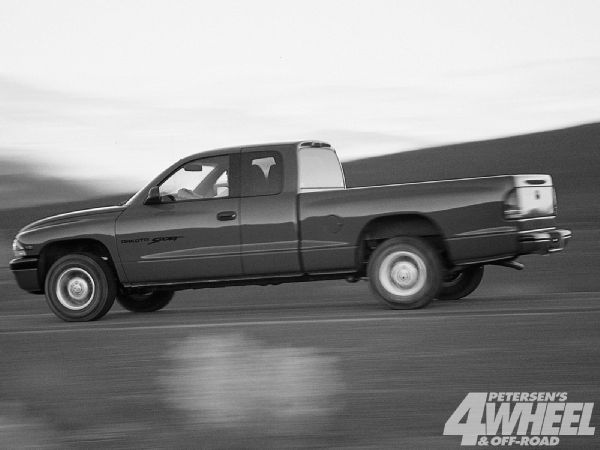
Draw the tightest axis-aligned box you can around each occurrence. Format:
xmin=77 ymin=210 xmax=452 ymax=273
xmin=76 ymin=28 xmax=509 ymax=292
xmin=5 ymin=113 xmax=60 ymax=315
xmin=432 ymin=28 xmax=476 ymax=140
xmin=159 ymin=155 xmax=229 ymax=202
xmin=125 ymin=155 xmax=229 ymax=205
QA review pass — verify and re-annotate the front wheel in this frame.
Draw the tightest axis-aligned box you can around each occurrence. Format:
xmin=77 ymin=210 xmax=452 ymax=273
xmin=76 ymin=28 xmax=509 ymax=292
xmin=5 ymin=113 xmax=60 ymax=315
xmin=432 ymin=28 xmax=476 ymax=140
xmin=368 ymin=237 xmax=442 ymax=309
xmin=117 ymin=291 xmax=174 ymax=312
xmin=437 ymin=266 xmax=484 ymax=301
xmin=44 ymin=253 xmax=117 ymax=322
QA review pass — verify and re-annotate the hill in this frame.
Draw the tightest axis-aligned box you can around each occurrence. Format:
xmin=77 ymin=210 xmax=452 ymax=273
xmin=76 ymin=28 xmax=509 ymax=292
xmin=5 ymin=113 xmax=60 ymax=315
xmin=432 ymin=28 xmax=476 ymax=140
xmin=0 ymin=156 xmax=99 ymax=209
xmin=343 ymin=122 xmax=600 ymax=225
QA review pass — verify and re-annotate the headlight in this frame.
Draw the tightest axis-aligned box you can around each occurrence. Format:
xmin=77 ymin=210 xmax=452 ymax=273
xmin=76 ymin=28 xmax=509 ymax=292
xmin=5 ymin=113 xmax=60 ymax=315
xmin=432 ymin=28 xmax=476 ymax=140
xmin=12 ymin=239 xmax=26 ymax=258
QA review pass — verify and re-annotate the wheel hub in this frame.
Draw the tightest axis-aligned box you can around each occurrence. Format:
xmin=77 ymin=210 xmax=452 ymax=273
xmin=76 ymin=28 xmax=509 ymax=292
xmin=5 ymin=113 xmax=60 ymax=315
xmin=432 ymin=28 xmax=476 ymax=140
xmin=378 ymin=250 xmax=427 ymax=298
xmin=68 ymin=277 xmax=89 ymax=299
xmin=56 ymin=267 xmax=95 ymax=311
xmin=390 ymin=261 xmax=419 ymax=288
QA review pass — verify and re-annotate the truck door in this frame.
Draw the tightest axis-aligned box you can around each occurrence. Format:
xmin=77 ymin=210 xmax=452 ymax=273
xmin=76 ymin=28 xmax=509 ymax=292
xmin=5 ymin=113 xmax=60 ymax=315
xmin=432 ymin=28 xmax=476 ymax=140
xmin=239 ymin=148 xmax=302 ymax=275
xmin=115 ymin=153 xmax=242 ymax=283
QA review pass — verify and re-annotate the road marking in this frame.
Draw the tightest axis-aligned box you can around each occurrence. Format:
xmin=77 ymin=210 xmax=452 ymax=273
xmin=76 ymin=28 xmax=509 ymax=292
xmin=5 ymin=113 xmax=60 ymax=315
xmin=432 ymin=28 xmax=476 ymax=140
xmin=1 ymin=308 xmax=600 ymax=335
xmin=0 ymin=303 xmax=596 ymax=323
xmin=0 ymin=312 xmax=54 ymax=318
xmin=0 ymin=301 xmax=368 ymax=318
xmin=1 ymin=292 xmax=597 ymax=319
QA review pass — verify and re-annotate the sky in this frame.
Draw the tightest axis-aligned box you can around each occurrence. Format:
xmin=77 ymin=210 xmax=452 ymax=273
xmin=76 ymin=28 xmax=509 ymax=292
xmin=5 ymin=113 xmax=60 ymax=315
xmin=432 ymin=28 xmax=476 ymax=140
xmin=1 ymin=0 xmax=599 ymax=191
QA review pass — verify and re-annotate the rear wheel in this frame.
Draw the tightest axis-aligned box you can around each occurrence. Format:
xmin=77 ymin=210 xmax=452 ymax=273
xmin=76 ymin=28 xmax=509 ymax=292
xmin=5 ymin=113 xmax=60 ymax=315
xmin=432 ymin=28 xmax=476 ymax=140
xmin=368 ymin=237 xmax=442 ymax=309
xmin=437 ymin=265 xmax=484 ymax=300
xmin=44 ymin=253 xmax=117 ymax=322
xmin=117 ymin=291 xmax=174 ymax=312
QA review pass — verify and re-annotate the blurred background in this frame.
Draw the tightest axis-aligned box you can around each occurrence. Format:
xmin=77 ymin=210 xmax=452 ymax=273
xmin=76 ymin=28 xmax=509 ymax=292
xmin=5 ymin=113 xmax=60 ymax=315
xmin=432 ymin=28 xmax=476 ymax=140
xmin=2 ymin=0 xmax=600 ymax=196
xmin=1 ymin=1 xmax=599 ymax=448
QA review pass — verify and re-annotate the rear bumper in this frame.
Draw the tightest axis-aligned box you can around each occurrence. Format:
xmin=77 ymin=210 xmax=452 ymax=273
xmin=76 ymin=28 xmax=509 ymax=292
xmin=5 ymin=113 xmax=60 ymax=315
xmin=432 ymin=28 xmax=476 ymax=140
xmin=9 ymin=257 xmax=42 ymax=293
xmin=519 ymin=228 xmax=572 ymax=255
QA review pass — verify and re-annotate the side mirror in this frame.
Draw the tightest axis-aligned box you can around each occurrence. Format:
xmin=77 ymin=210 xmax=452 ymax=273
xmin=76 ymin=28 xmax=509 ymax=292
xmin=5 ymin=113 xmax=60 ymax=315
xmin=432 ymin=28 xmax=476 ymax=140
xmin=144 ymin=186 xmax=161 ymax=205
xmin=184 ymin=162 xmax=203 ymax=172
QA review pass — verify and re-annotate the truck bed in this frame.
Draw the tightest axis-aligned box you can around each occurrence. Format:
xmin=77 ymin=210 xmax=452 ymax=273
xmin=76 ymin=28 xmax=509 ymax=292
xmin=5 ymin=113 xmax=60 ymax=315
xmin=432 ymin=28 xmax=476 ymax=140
xmin=298 ymin=175 xmax=530 ymax=272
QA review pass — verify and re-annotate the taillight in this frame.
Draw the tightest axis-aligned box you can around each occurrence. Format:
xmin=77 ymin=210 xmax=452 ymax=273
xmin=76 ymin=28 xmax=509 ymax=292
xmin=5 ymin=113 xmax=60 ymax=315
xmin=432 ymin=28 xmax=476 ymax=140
xmin=503 ymin=189 xmax=521 ymax=219
xmin=553 ymin=187 xmax=558 ymax=216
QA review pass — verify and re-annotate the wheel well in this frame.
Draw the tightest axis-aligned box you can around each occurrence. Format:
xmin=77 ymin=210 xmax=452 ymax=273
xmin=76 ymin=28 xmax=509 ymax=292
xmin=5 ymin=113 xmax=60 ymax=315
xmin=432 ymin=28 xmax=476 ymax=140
xmin=38 ymin=239 xmax=117 ymax=293
xmin=356 ymin=214 xmax=449 ymax=273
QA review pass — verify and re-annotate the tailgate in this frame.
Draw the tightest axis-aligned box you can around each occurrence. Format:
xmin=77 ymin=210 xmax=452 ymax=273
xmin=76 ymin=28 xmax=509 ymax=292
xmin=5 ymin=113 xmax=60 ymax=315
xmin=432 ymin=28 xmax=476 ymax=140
xmin=508 ymin=175 xmax=555 ymax=218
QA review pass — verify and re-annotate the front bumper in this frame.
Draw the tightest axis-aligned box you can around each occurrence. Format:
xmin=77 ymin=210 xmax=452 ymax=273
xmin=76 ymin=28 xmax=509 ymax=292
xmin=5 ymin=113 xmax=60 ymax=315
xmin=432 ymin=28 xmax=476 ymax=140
xmin=9 ymin=257 xmax=42 ymax=293
xmin=519 ymin=228 xmax=572 ymax=255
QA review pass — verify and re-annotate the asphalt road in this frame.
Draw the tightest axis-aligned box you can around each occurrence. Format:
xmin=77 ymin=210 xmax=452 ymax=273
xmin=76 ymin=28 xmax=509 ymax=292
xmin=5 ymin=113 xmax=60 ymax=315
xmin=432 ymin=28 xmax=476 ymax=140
xmin=0 ymin=273 xmax=599 ymax=449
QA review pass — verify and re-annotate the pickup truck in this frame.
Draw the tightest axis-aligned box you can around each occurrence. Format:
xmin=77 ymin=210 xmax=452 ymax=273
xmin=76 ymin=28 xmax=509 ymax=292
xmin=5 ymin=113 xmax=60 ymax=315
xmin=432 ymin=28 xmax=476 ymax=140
xmin=10 ymin=141 xmax=571 ymax=321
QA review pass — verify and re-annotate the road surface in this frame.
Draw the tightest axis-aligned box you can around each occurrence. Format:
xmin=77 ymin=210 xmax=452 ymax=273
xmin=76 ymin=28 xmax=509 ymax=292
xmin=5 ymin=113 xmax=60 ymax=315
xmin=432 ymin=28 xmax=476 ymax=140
xmin=0 ymin=274 xmax=599 ymax=448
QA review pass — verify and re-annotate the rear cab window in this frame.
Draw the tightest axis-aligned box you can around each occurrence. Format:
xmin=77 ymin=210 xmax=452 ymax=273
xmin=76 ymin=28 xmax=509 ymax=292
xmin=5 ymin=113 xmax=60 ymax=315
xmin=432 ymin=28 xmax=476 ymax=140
xmin=298 ymin=148 xmax=345 ymax=192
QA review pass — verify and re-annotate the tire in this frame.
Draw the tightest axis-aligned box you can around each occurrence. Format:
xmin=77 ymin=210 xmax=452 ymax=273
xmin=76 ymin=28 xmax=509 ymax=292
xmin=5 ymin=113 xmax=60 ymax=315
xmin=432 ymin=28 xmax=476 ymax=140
xmin=117 ymin=291 xmax=174 ymax=312
xmin=437 ymin=265 xmax=484 ymax=301
xmin=368 ymin=237 xmax=442 ymax=309
xmin=44 ymin=253 xmax=117 ymax=322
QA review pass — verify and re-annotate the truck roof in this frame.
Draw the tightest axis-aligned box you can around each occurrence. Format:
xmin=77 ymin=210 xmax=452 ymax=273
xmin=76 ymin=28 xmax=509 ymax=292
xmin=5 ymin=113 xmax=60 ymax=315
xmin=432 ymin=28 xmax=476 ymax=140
xmin=182 ymin=140 xmax=333 ymax=161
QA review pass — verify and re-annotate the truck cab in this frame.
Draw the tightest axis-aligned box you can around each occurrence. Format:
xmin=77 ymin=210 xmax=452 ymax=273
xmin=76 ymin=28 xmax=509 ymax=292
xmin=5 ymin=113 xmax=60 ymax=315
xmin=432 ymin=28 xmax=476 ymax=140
xmin=117 ymin=141 xmax=343 ymax=283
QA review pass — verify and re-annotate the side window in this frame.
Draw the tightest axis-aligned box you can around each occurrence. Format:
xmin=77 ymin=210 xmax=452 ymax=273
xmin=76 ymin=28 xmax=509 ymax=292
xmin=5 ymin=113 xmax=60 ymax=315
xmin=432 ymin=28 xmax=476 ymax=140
xmin=241 ymin=151 xmax=283 ymax=197
xmin=159 ymin=155 xmax=229 ymax=202
xmin=298 ymin=148 xmax=345 ymax=191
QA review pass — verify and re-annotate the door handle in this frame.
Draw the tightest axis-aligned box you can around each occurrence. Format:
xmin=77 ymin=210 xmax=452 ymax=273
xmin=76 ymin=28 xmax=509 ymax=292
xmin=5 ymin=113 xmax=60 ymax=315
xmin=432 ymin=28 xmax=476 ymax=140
xmin=217 ymin=211 xmax=237 ymax=221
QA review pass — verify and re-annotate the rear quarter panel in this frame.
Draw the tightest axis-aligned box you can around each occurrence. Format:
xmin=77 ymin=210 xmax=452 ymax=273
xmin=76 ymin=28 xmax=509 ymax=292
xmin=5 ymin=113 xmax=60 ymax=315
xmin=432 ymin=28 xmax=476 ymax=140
xmin=298 ymin=176 xmax=521 ymax=272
